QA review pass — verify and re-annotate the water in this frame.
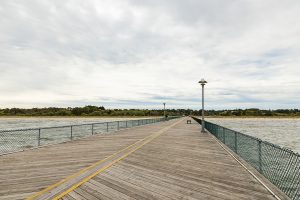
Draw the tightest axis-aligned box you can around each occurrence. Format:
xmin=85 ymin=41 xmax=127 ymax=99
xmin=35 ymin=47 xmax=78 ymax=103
xmin=207 ymin=118 xmax=300 ymax=153
xmin=0 ymin=117 xmax=150 ymax=154
xmin=1 ymin=117 xmax=299 ymax=154
xmin=0 ymin=117 xmax=139 ymax=130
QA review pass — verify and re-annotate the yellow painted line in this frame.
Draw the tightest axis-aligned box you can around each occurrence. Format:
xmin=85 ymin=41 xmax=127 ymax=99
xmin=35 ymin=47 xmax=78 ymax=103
xmin=26 ymin=129 xmax=157 ymax=200
xmin=26 ymin=118 xmax=181 ymax=200
xmin=53 ymin=119 xmax=182 ymax=200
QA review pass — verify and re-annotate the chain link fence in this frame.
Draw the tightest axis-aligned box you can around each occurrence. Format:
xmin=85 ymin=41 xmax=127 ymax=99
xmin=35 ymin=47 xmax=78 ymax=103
xmin=0 ymin=116 xmax=179 ymax=155
xmin=192 ymin=117 xmax=300 ymax=200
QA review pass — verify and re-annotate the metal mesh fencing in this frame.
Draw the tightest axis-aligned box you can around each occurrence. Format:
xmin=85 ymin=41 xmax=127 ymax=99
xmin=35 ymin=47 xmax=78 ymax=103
xmin=192 ymin=117 xmax=300 ymax=200
xmin=0 ymin=129 xmax=38 ymax=153
xmin=72 ymin=124 xmax=92 ymax=139
xmin=39 ymin=126 xmax=71 ymax=146
xmin=93 ymin=123 xmax=106 ymax=135
xmin=0 ymin=116 xmax=179 ymax=156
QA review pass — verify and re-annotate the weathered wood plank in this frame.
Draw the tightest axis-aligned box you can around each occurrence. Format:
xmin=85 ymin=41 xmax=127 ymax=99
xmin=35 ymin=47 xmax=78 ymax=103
xmin=0 ymin=120 xmax=176 ymax=199
xmin=0 ymin=118 xmax=290 ymax=200
xmin=70 ymin=118 xmax=288 ymax=200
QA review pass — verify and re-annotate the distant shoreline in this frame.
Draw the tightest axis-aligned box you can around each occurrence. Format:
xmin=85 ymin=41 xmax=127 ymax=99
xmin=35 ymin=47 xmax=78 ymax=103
xmin=205 ymin=116 xmax=300 ymax=118
xmin=0 ymin=116 xmax=158 ymax=118
xmin=0 ymin=115 xmax=300 ymax=119
xmin=1 ymin=106 xmax=300 ymax=118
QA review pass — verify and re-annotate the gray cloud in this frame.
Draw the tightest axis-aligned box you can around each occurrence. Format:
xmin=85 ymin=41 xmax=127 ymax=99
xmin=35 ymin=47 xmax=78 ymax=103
xmin=0 ymin=0 xmax=300 ymax=109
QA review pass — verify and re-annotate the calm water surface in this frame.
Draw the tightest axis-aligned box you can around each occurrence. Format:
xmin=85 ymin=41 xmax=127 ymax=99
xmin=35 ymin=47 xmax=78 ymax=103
xmin=0 ymin=117 xmax=142 ymax=130
xmin=0 ymin=117 xmax=151 ymax=154
xmin=1 ymin=117 xmax=299 ymax=154
xmin=207 ymin=118 xmax=300 ymax=153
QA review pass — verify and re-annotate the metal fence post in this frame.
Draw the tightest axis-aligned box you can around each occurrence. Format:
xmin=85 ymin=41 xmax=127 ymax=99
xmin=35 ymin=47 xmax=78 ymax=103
xmin=223 ymin=127 xmax=225 ymax=143
xmin=92 ymin=124 xmax=94 ymax=135
xmin=190 ymin=116 xmax=300 ymax=199
xmin=258 ymin=140 xmax=262 ymax=173
xmin=38 ymin=129 xmax=41 ymax=146
xmin=106 ymin=122 xmax=109 ymax=132
xmin=126 ymin=121 xmax=128 ymax=128
xmin=117 ymin=121 xmax=119 ymax=130
xmin=234 ymin=132 xmax=237 ymax=153
xmin=70 ymin=126 xmax=73 ymax=140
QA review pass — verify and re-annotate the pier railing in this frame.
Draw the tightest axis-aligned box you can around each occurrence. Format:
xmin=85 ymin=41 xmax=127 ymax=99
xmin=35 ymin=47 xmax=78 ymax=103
xmin=192 ymin=117 xmax=300 ymax=200
xmin=0 ymin=116 xmax=179 ymax=155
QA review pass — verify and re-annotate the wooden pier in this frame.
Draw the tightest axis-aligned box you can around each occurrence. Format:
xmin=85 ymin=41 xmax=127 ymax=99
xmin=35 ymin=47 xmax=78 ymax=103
xmin=0 ymin=118 xmax=289 ymax=200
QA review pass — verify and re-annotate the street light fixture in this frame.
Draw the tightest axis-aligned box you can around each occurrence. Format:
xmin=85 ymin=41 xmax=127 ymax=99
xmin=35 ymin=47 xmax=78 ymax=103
xmin=198 ymin=78 xmax=207 ymax=133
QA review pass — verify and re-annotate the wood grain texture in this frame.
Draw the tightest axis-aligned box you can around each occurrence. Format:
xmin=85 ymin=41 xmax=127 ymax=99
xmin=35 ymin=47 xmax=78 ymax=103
xmin=0 ymin=118 xmax=289 ymax=200
xmin=0 ymin=120 xmax=176 ymax=200
xmin=65 ymin=118 xmax=289 ymax=200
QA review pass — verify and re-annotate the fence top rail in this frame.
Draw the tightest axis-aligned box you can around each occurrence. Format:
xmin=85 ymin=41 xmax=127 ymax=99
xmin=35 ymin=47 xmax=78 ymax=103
xmin=0 ymin=117 xmax=166 ymax=133
xmin=192 ymin=117 xmax=300 ymax=157
xmin=205 ymin=120 xmax=262 ymax=141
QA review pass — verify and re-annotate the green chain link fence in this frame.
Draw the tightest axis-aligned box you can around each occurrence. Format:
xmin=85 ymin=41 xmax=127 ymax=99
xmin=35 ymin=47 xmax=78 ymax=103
xmin=192 ymin=117 xmax=300 ymax=200
xmin=0 ymin=116 xmax=179 ymax=155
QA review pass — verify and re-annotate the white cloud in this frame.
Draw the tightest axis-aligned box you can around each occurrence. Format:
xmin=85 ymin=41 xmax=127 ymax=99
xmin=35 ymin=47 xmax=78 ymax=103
xmin=0 ymin=0 xmax=300 ymax=109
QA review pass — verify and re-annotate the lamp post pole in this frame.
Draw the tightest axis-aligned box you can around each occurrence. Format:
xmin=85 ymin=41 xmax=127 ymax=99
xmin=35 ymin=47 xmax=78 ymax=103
xmin=198 ymin=79 xmax=207 ymax=133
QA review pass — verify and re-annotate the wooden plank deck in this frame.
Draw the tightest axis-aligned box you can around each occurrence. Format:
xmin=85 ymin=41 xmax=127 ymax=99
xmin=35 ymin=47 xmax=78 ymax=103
xmin=0 ymin=119 xmax=176 ymax=200
xmin=0 ymin=118 xmax=289 ymax=200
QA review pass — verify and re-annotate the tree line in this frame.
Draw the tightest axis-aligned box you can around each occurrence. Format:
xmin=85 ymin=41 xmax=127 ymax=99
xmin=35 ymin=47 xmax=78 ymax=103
xmin=0 ymin=106 xmax=182 ymax=116
xmin=205 ymin=108 xmax=300 ymax=117
xmin=0 ymin=106 xmax=299 ymax=117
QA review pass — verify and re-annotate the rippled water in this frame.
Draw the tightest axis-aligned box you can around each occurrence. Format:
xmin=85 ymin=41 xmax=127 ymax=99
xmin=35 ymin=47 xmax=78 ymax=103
xmin=0 ymin=117 xmax=140 ymax=130
xmin=0 ymin=117 xmax=151 ymax=154
xmin=207 ymin=118 xmax=300 ymax=153
xmin=1 ymin=117 xmax=300 ymax=154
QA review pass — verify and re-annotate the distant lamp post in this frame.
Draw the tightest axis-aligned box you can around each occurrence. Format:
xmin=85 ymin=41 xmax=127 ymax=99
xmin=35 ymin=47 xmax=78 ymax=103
xmin=163 ymin=103 xmax=166 ymax=119
xmin=198 ymin=78 xmax=207 ymax=133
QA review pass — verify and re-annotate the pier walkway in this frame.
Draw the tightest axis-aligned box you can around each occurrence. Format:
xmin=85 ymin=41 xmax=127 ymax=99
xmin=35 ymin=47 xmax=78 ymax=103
xmin=0 ymin=118 xmax=289 ymax=200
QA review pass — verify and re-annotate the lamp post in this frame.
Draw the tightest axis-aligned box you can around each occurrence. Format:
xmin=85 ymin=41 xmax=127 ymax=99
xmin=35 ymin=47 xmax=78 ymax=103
xmin=198 ymin=78 xmax=207 ymax=133
xmin=163 ymin=102 xmax=166 ymax=119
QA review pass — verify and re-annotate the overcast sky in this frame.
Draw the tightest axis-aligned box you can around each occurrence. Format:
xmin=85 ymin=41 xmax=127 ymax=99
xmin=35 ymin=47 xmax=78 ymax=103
xmin=0 ymin=0 xmax=300 ymax=109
